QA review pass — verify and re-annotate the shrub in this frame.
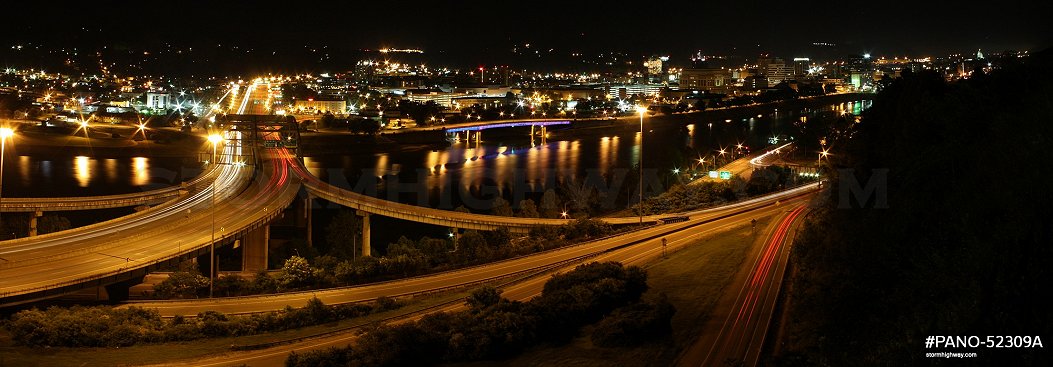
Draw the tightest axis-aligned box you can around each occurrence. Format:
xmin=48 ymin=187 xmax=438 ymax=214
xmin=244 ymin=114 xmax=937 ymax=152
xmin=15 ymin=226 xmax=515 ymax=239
xmin=278 ymin=256 xmax=314 ymax=290
xmin=465 ymin=286 xmax=502 ymax=311
xmin=591 ymin=296 xmax=676 ymax=347
xmin=154 ymin=263 xmax=209 ymax=299
xmin=8 ymin=298 xmax=401 ymax=348
xmin=214 ymin=273 xmax=251 ymax=297
xmin=250 ymin=270 xmax=278 ymax=294
xmin=286 ymin=262 xmax=650 ymax=366
xmin=375 ymin=296 xmax=398 ymax=311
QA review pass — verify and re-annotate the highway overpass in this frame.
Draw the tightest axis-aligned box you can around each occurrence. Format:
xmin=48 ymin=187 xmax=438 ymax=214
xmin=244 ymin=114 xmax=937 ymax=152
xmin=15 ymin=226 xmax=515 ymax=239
xmin=124 ymin=183 xmax=820 ymax=316
xmin=0 ymin=81 xmax=301 ymax=307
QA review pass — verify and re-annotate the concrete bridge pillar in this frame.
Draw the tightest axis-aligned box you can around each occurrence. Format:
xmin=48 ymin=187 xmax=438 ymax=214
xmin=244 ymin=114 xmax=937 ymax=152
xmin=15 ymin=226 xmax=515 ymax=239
xmin=28 ymin=210 xmax=42 ymax=236
xmin=241 ymin=225 xmax=270 ymax=272
xmin=357 ymin=210 xmax=371 ymax=257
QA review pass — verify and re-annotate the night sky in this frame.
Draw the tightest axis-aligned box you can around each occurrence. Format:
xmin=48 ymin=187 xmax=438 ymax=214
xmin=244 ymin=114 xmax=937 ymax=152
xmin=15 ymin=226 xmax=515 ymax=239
xmin=3 ymin=0 xmax=1050 ymax=69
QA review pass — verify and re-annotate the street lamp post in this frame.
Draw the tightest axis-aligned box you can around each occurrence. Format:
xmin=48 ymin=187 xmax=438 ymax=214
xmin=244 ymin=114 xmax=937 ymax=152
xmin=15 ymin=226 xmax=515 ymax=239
xmin=636 ymin=106 xmax=647 ymax=226
xmin=207 ymin=133 xmax=222 ymax=298
xmin=818 ymin=148 xmax=830 ymax=172
xmin=0 ymin=128 xmax=12 ymax=234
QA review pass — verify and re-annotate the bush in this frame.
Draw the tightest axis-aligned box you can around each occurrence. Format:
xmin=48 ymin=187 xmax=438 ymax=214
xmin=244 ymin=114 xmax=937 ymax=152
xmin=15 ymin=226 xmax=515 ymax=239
xmin=153 ymin=262 xmax=210 ymax=299
xmin=286 ymin=261 xmax=651 ymax=366
xmin=278 ymin=256 xmax=314 ymax=290
xmin=250 ymin=270 xmax=278 ymax=294
xmin=591 ymin=296 xmax=676 ymax=347
xmin=375 ymin=296 xmax=399 ymax=311
xmin=214 ymin=273 xmax=251 ymax=297
xmin=465 ymin=286 xmax=502 ymax=310
xmin=7 ymin=306 xmax=165 ymax=347
xmin=559 ymin=218 xmax=613 ymax=241
xmin=7 ymin=297 xmax=403 ymax=348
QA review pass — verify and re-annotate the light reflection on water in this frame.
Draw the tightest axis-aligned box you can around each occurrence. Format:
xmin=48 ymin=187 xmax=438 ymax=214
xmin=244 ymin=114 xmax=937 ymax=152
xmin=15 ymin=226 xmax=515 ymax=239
xmin=6 ymin=155 xmax=187 ymax=197
xmin=132 ymin=157 xmax=150 ymax=186
xmin=304 ymin=100 xmax=872 ymax=208
xmin=105 ymin=159 xmax=118 ymax=184
xmin=74 ymin=156 xmax=91 ymax=187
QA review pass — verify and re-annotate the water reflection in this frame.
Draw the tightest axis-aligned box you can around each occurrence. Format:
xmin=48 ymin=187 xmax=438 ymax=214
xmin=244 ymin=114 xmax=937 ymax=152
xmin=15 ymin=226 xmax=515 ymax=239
xmin=686 ymin=124 xmax=695 ymax=149
xmin=132 ymin=157 xmax=149 ymax=186
xmin=374 ymin=154 xmax=389 ymax=177
xmin=306 ymin=101 xmax=872 ymax=208
xmin=6 ymin=155 xmax=188 ymax=198
xmin=19 ymin=156 xmax=30 ymax=185
xmin=631 ymin=131 xmax=641 ymax=167
xmin=74 ymin=156 xmax=91 ymax=187
xmin=105 ymin=159 xmax=118 ymax=184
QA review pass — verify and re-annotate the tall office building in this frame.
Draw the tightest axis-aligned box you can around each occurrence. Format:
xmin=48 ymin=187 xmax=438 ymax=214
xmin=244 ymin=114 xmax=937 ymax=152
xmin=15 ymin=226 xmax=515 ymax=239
xmin=793 ymin=57 xmax=811 ymax=76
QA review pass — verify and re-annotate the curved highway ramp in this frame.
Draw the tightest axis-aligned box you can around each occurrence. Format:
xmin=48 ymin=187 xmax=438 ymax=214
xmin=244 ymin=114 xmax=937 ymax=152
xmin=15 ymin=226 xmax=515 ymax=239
xmin=0 ymin=143 xmax=301 ymax=307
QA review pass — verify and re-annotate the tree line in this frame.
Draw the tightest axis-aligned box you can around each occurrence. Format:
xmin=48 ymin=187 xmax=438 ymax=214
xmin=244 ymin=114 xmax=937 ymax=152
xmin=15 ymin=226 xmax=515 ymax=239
xmin=6 ymin=297 xmax=401 ymax=348
xmin=776 ymin=50 xmax=1053 ymax=365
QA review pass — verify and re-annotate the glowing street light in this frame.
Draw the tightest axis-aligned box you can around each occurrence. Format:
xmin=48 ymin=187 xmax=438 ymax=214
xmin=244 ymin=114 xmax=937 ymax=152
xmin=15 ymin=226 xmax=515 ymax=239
xmin=207 ymin=133 xmax=222 ymax=298
xmin=636 ymin=105 xmax=647 ymax=226
xmin=818 ymin=148 xmax=830 ymax=170
xmin=0 ymin=127 xmax=13 ymax=231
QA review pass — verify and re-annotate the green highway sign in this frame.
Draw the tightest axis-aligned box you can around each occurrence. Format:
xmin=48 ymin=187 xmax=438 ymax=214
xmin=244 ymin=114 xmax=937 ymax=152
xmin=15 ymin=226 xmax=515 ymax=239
xmin=719 ymin=171 xmax=732 ymax=180
xmin=709 ymin=171 xmax=719 ymax=178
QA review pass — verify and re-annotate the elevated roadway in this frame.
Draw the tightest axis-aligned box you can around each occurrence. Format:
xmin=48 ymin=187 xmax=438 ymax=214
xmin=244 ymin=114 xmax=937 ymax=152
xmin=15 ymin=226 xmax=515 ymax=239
xmin=0 ymin=166 xmax=220 ymax=212
xmin=124 ymin=183 xmax=819 ymax=316
xmin=141 ymin=188 xmax=818 ymax=367
xmin=0 ymin=79 xmax=302 ymax=307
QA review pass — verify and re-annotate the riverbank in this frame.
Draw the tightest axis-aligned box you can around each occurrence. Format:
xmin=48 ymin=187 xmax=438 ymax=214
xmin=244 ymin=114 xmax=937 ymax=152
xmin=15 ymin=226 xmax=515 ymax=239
xmin=301 ymin=92 xmax=870 ymax=156
xmin=556 ymin=92 xmax=869 ymax=135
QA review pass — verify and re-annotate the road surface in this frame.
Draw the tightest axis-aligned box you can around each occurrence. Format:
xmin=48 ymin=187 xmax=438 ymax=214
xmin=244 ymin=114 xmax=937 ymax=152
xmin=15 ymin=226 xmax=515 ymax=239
xmin=142 ymin=194 xmax=816 ymax=367
xmin=0 ymin=81 xmax=299 ymax=306
xmin=676 ymin=203 xmax=809 ymax=367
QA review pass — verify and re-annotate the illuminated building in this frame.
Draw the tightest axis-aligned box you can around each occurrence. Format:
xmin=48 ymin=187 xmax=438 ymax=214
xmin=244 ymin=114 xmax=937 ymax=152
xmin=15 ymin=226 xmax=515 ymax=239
xmin=678 ymin=68 xmax=732 ymax=92
xmin=145 ymin=92 xmax=170 ymax=109
xmin=293 ymin=98 xmax=346 ymax=114
xmin=793 ymin=57 xmax=811 ymax=76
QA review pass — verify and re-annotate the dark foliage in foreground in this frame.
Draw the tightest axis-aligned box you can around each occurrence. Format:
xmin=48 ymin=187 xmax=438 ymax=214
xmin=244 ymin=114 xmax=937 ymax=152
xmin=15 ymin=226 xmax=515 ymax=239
xmin=286 ymin=262 xmax=672 ymax=366
xmin=6 ymin=297 xmax=400 ymax=348
xmin=778 ymin=51 xmax=1053 ymax=365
